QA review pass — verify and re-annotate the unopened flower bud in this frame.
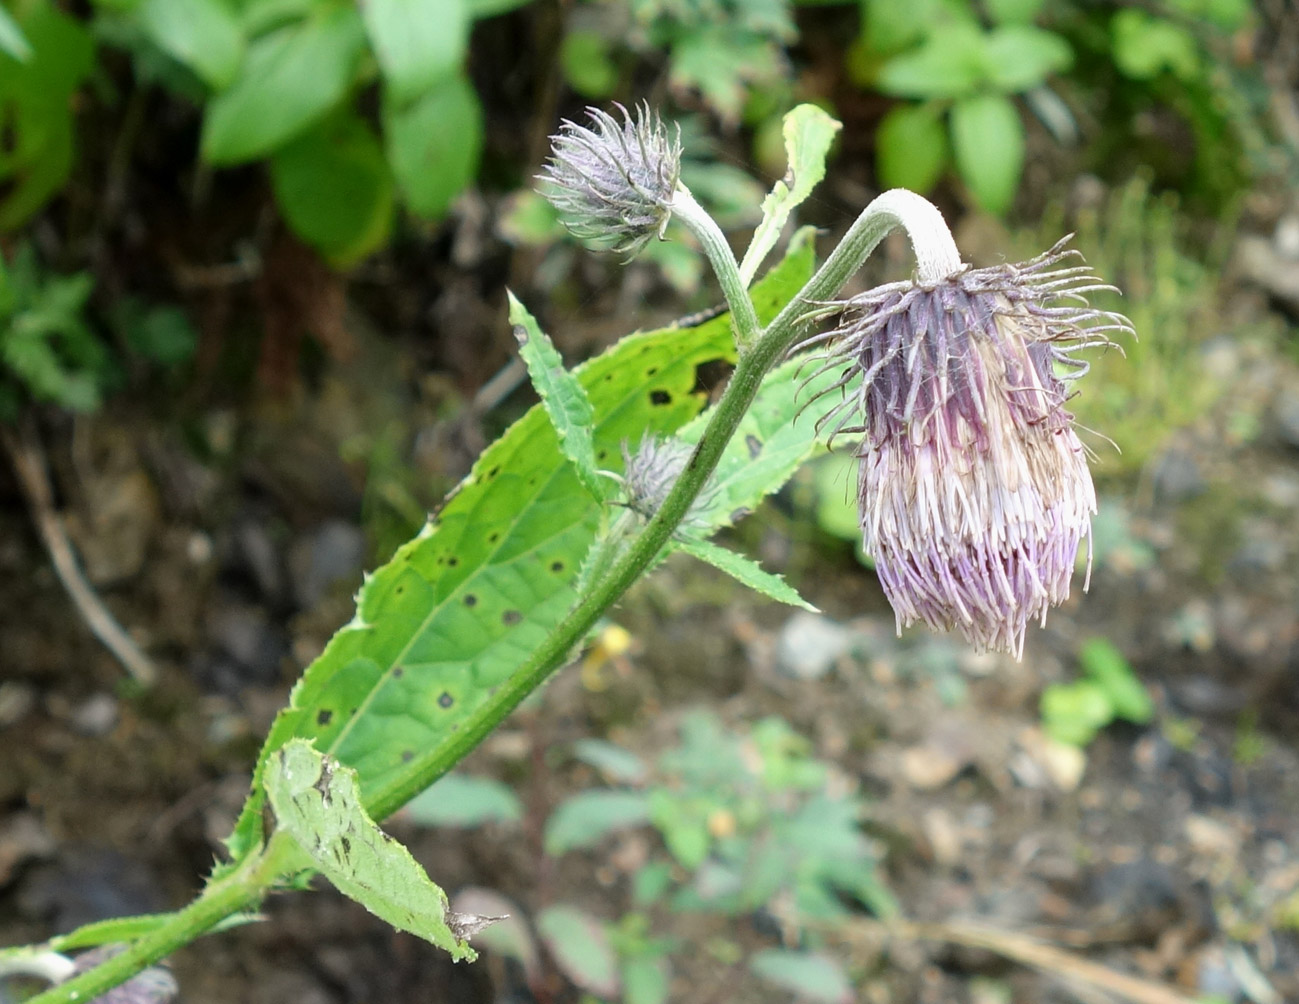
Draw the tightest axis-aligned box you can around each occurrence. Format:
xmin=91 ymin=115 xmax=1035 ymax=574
xmin=800 ymin=237 xmax=1132 ymax=657
xmin=538 ymin=103 xmax=682 ymax=256
xmin=621 ymin=434 xmax=716 ymax=529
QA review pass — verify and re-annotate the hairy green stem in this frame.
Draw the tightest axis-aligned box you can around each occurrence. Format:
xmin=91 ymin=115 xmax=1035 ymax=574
xmin=24 ymin=834 xmax=305 ymax=1004
xmin=669 ymin=187 xmax=761 ymax=350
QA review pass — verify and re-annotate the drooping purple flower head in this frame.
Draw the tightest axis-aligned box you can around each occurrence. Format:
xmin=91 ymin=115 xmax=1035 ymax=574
xmin=799 ymin=238 xmax=1132 ymax=657
xmin=538 ymin=103 xmax=682 ymax=256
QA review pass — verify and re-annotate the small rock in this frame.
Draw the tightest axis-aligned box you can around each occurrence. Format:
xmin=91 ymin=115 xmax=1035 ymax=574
xmin=1013 ymin=726 xmax=1087 ymax=792
xmin=1151 ymin=447 xmax=1205 ymax=504
xmin=0 ymin=681 xmax=36 ymax=729
xmin=70 ymin=694 xmax=118 ymax=737
xmin=775 ymin=612 xmax=850 ymax=681
xmin=1274 ymin=390 xmax=1299 ymax=449
xmin=288 ymin=519 xmax=367 ymax=609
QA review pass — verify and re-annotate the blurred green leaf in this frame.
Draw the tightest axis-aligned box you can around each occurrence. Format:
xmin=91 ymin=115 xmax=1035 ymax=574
xmin=496 ymin=190 xmax=563 ymax=246
xmin=983 ymin=25 xmax=1071 ymax=93
xmin=877 ymin=22 xmax=986 ymax=98
xmin=265 ymin=740 xmax=476 ymax=960
xmin=544 ymin=791 xmax=651 ymax=855
xmin=362 ymin=0 xmax=466 ymax=104
xmin=560 ymin=29 xmax=619 ymax=97
xmin=668 ymin=28 xmax=781 ymax=122
xmin=1110 ymin=9 xmax=1199 ymax=81
xmin=950 ymin=92 xmax=1023 ymax=214
xmin=739 ymin=103 xmax=840 ymax=286
xmin=112 ymin=300 xmax=198 ymax=366
xmin=0 ymin=6 xmax=33 ymax=61
xmin=201 ymin=8 xmax=365 ymax=164
xmin=623 ymin=955 xmax=670 ymax=1004
xmin=0 ymin=3 xmax=94 ymax=230
xmin=750 ymin=950 xmax=852 ymax=1004
xmin=571 ymin=739 xmax=647 ymax=784
xmin=383 ymin=73 xmax=482 ymax=218
xmin=404 ymin=772 xmax=523 ymax=827
xmin=1079 ymin=637 xmax=1152 ymax=724
xmin=1041 ymin=680 xmax=1112 ymax=746
xmin=875 ymin=102 xmax=948 ymax=194
xmin=536 ymin=905 xmax=620 ymax=998
xmin=984 ymin=0 xmax=1044 ymax=24
xmin=464 ymin=0 xmax=532 ymax=17
xmin=139 ymin=0 xmax=244 ymax=89
xmin=270 ymin=114 xmax=394 ymax=266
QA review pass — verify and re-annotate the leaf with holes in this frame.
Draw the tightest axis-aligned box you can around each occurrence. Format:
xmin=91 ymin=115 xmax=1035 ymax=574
xmin=219 ymin=233 xmax=815 ymax=868
xmin=265 ymin=739 xmax=479 ymax=959
xmin=508 ymin=290 xmax=602 ymax=501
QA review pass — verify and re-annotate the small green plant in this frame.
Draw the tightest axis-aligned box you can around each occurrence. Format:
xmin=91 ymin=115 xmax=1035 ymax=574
xmin=1041 ymin=637 xmax=1153 ymax=747
xmin=414 ymin=711 xmax=891 ymax=1003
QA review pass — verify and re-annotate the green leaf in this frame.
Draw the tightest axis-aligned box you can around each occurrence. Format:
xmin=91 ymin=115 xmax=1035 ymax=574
xmin=668 ymin=28 xmax=783 ymax=123
xmin=560 ymin=29 xmax=619 ymax=98
xmin=876 ymin=22 xmax=986 ymax=99
xmin=362 ymin=0 xmax=466 ymax=105
xmin=0 ymin=6 xmax=33 ymax=61
xmin=984 ymin=0 xmax=1045 ymax=24
xmin=47 ymin=914 xmax=175 ymax=952
xmin=1110 ymin=9 xmax=1199 ymax=81
xmin=982 ymin=25 xmax=1072 ymax=93
xmin=624 ymin=955 xmax=671 ymax=1004
xmin=139 ymin=0 xmax=245 ymax=89
xmin=544 ymin=791 xmax=650 ymax=855
xmin=875 ymin=102 xmax=948 ymax=194
xmin=1079 ymin=637 xmax=1152 ymax=724
xmin=201 ymin=8 xmax=365 ymax=164
xmin=383 ymin=73 xmax=482 ymax=218
xmin=404 ymin=772 xmax=523 ymax=827
xmin=507 ymin=291 xmax=603 ymax=502
xmin=750 ymin=950 xmax=852 ymax=1004
xmin=738 ymin=104 xmax=840 ymax=288
xmin=1041 ymin=680 xmax=1112 ymax=747
xmin=950 ymin=93 xmax=1023 ymax=214
xmin=0 ymin=4 xmax=94 ymax=230
xmin=536 ymin=905 xmax=619 ymax=998
xmin=674 ymin=538 xmax=816 ymax=611
xmin=264 ymin=739 xmax=478 ymax=959
xmin=571 ymin=738 xmax=647 ymax=783
xmin=465 ymin=0 xmax=532 ymax=16
xmin=219 ymin=234 xmax=816 ymax=870
xmin=270 ymin=114 xmax=394 ymax=266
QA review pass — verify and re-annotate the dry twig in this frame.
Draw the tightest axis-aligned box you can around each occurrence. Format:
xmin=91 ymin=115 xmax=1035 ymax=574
xmin=3 ymin=420 xmax=157 ymax=685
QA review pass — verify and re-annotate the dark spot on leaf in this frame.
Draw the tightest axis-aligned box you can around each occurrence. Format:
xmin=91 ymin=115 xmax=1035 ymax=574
xmin=395 ymin=585 xmax=405 ymax=595
xmin=650 ymin=389 xmax=672 ymax=406
xmin=745 ymin=434 xmax=762 ymax=459
xmin=438 ymin=691 xmax=454 ymax=709
xmin=604 ymin=373 xmax=614 ymax=381
xmin=551 ymin=560 xmax=564 ymax=573
xmin=316 ymin=709 xmax=333 ymax=726
xmin=464 ymin=594 xmax=478 ymax=607
xmin=393 ymin=666 xmax=404 ymax=678
xmin=597 ymin=450 xmax=607 ymax=461
xmin=502 ymin=609 xmax=522 ymax=625
xmin=646 ymin=366 xmax=658 ymax=376
xmin=691 ymin=358 xmax=731 ymax=395
xmin=488 ymin=532 xmax=499 ymax=544
xmin=340 ymin=836 xmax=351 ymax=856
xmin=401 ymin=750 xmax=413 ymax=762
xmin=448 ymin=557 xmax=459 ymax=567
xmin=488 ymin=465 xmax=501 ymax=479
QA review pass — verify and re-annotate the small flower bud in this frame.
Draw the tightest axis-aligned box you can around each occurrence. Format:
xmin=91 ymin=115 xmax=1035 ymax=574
xmin=620 ymin=434 xmax=716 ymax=529
xmin=800 ymin=238 xmax=1133 ymax=657
xmin=538 ymin=103 xmax=682 ymax=256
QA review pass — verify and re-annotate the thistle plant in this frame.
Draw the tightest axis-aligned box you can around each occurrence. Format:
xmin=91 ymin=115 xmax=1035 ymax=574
xmin=3 ymin=104 xmax=1127 ymax=1004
